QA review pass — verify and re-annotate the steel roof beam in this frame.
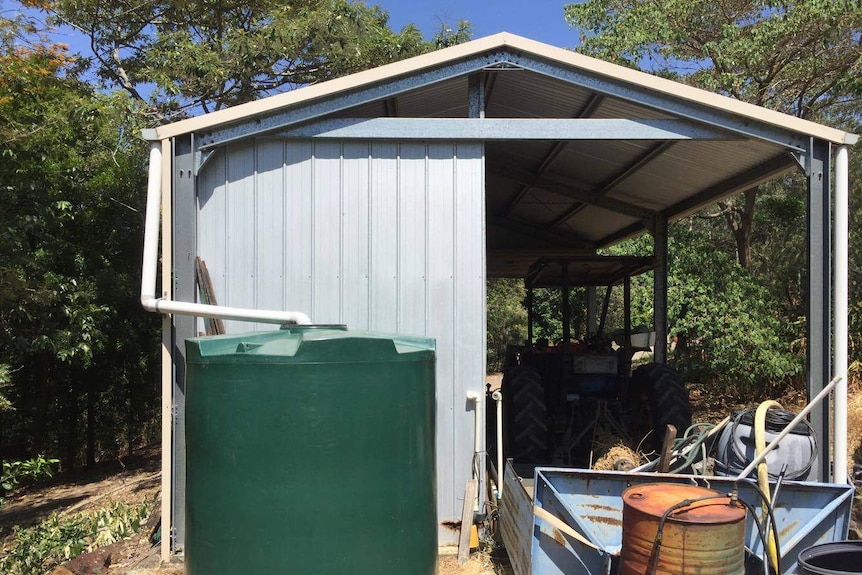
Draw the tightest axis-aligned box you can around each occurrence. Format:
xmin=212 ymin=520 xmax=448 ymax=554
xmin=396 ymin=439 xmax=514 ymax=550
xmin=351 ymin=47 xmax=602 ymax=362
xmin=197 ymin=53 xmax=503 ymax=148
xmin=384 ymin=97 xmax=399 ymax=117
xmin=514 ymin=53 xmax=809 ymax=152
xmin=489 ymin=216 xmax=595 ymax=249
xmin=271 ymin=118 xmax=732 ymax=143
xmin=547 ymin=141 xmax=675 ymax=230
xmin=193 ymin=50 xmax=811 ymax=151
xmin=501 ymin=93 xmax=606 ymax=218
xmin=663 ymin=154 xmax=798 ymax=220
xmin=489 ymin=161 xmax=657 ymax=220
xmin=596 ymin=153 xmax=800 ymax=247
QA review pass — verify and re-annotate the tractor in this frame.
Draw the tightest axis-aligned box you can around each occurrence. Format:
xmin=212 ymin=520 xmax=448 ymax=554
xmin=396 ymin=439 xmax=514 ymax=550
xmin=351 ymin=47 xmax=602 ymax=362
xmin=492 ymin=255 xmax=691 ymax=469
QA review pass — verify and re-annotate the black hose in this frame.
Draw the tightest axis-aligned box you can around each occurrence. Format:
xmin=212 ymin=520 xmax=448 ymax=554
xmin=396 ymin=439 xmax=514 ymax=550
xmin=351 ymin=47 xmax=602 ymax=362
xmin=735 ymin=497 xmax=774 ymax=575
xmin=727 ymin=407 xmax=816 ymax=480
xmin=737 ymin=481 xmax=783 ymax=575
xmin=645 ymin=495 xmax=732 ymax=575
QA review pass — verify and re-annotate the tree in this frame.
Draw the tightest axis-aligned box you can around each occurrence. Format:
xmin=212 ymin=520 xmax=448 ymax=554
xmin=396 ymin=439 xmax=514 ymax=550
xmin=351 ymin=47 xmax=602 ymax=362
xmin=666 ymin=225 xmax=802 ymax=394
xmin=486 ymin=279 xmax=527 ymax=373
xmin=565 ymin=0 xmax=862 ymax=268
xmin=52 ymin=0 xmax=429 ymax=117
xmin=0 ymin=26 xmax=160 ymax=468
xmin=431 ymin=20 xmax=473 ymax=49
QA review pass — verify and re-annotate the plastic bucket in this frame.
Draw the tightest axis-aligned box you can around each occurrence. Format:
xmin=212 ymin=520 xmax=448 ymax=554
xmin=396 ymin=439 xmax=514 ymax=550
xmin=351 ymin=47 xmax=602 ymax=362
xmin=798 ymin=541 xmax=862 ymax=575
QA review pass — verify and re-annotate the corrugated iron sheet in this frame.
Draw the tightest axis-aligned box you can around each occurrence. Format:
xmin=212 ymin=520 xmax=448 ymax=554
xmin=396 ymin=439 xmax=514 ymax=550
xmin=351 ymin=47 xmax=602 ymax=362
xmin=197 ymin=139 xmax=486 ymax=545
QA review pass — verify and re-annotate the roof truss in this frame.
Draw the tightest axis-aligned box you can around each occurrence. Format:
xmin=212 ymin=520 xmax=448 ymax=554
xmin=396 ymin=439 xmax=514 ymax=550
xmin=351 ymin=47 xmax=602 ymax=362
xmin=194 ymin=48 xmax=810 ymax=153
xmin=487 ymin=160 xmax=657 ymax=220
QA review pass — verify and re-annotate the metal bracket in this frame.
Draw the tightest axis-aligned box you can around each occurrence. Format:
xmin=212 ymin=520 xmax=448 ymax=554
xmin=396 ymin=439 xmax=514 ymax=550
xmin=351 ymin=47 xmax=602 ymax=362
xmin=194 ymin=147 xmax=216 ymax=176
xmin=788 ymin=151 xmax=806 ymax=173
xmin=484 ymin=61 xmax=524 ymax=71
xmin=642 ymin=218 xmax=657 ymax=237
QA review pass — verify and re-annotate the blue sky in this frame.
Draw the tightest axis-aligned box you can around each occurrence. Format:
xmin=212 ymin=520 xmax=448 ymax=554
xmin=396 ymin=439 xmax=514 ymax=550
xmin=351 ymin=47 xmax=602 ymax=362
xmin=378 ymin=0 xmax=579 ymax=48
xmin=6 ymin=0 xmax=580 ymax=59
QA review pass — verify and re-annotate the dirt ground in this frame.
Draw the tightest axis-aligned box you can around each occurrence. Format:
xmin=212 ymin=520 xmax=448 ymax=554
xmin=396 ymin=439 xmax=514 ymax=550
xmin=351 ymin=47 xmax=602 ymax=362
xmin=1 ymin=377 xmax=860 ymax=575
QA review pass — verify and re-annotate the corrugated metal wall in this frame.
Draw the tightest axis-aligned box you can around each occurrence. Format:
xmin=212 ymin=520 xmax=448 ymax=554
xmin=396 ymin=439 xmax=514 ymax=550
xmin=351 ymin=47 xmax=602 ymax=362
xmin=196 ymin=139 xmax=486 ymax=543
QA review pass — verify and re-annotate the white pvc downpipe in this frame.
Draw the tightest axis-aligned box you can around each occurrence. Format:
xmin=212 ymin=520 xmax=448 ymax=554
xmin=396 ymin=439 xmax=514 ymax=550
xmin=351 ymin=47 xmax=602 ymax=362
xmin=492 ymin=390 xmax=503 ymax=497
xmin=834 ymin=145 xmax=849 ymax=484
xmin=140 ymin=141 xmax=312 ymax=326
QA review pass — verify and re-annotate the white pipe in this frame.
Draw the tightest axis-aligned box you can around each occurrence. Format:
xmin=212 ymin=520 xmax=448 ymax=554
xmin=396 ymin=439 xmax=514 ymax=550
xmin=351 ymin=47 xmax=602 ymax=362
xmin=492 ymin=390 xmax=503 ymax=497
xmin=140 ymin=141 xmax=312 ymax=326
xmin=466 ymin=391 xmax=484 ymax=514
xmin=834 ymin=145 xmax=849 ymax=484
xmin=737 ymin=375 xmax=842 ymax=481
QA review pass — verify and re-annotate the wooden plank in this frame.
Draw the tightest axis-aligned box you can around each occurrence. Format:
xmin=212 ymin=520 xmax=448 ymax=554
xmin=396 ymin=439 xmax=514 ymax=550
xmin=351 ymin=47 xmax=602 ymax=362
xmin=195 ymin=257 xmax=225 ymax=335
xmin=457 ymin=479 xmax=478 ymax=564
xmin=657 ymin=424 xmax=677 ymax=473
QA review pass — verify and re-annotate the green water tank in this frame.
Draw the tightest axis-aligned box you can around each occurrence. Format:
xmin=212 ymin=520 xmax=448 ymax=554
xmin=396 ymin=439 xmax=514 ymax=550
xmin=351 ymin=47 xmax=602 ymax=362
xmin=184 ymin=326 xmax=436 ymax=575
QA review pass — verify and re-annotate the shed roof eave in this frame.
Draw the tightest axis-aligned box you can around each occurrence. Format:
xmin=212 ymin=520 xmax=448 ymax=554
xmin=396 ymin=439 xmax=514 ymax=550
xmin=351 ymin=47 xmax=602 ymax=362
xmin=148 ymin=32 xmax=857 ymax=147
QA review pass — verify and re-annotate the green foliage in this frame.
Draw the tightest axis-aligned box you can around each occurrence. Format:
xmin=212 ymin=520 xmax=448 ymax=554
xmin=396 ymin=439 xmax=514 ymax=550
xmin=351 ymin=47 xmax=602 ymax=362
xmin=529 ymin=287 xmax=589 ymax=342
xmin=0 ymin=456 xmax=59 ymax=509
xmin=431 ymin=20 xmax=473 ymax=49
xmin=0 ymin=501 xmax=150 ymax=575
xmin=0 ymin=364 xmax=12 ymax=411
xmin=486 ymin=279 xmax=527 ymax=372
xmin=52 ymin=0 xmax=432 ymax=116
xmin=565 ymin=0 xmax=862 ymax=117
xmin=564 ymin=0 xmax=859 ymax=391
xmin=667 ymin=225 xmax=801 ymax=393
xmin=0 ymin=27 xmax=160 ymax=468
xmin=1 ymin=456 xmax=59 ymax=493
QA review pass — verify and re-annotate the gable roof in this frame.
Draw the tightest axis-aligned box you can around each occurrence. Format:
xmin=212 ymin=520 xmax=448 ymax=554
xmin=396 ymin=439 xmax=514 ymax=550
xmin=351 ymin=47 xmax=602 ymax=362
xmin=148 ymin=32 xmax=856 ymax=146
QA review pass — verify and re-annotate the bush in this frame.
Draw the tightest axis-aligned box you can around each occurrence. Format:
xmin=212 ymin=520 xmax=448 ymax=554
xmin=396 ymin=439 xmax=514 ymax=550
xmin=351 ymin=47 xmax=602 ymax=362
xmin=1 ymin=456 xmax=59 ymax=505
xmin=0 ymin=501 xmax=150 ymax=575
xmin=668 ymin=226 xmax=802 ymax=394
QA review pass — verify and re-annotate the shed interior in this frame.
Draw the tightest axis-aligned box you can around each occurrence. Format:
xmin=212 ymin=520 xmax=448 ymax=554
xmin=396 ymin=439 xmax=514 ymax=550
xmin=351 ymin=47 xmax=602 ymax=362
xmin=321 ymin=66 xmax=801 ymax=277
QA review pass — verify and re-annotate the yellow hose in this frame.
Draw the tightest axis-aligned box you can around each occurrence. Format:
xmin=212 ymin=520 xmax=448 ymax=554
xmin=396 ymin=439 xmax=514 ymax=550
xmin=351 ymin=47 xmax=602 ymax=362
xmin=754 ymin=400 xmax=782 ymax=573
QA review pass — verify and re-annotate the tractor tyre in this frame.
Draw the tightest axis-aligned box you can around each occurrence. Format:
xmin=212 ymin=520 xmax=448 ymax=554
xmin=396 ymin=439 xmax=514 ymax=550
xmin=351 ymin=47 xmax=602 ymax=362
xmin=504 ymin=366 xmax=549 ymax=464
xmin=630 ymin=363 xmax=691 ymax=452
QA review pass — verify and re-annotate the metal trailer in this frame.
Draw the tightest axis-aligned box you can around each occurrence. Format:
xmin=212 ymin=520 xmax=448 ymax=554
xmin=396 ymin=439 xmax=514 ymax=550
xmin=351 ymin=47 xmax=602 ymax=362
xmin=499 ymin=461 xmax=855 ymax=575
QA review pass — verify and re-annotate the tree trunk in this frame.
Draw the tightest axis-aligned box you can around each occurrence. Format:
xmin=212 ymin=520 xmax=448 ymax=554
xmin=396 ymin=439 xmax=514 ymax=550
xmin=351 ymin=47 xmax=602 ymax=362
xmin=722 ymin=187 xmax=758 ymax=269
xmin=86 ymin=376 xmax=96 ymax=467
xmin=32 ymin=354 xmax=52 ymax=455
xmin=64 ymin=377 xmax=78 ymax=472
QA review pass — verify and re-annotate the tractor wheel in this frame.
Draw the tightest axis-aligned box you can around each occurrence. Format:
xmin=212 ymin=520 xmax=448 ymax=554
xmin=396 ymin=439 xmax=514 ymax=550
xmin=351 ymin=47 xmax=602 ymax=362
xmin=504 ymin=366 xmax=548 ymax=464
xmin=630 ymin=363 xmax=691 ymax=452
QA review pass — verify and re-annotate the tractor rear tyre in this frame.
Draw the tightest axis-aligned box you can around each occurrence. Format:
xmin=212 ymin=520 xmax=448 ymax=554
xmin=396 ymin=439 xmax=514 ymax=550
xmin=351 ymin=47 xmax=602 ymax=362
xmin=630 ymin=363 xmax=691 ymax=452
xmin=504 ymin=366 xmax=549 ymax=464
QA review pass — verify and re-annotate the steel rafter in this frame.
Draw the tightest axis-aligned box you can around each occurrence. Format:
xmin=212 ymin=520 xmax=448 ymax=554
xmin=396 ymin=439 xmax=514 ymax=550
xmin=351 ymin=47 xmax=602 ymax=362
xmin=488 ymin=161 xmax=656 ymax=220
xmin=488 ymin=216 xmax=595 ymax=249
xmin=501 ymin=94 xmax=605 ymax=218
xmin=547 ymin=141 xmax=676 ymax=230
xmin=596 ymin=153 xmax=800 ymax=247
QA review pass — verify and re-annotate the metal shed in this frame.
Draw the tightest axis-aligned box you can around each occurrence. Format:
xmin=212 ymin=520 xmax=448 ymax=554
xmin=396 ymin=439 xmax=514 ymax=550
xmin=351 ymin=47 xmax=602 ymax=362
xmin=140 ymin=32 xmax=855 ymax=557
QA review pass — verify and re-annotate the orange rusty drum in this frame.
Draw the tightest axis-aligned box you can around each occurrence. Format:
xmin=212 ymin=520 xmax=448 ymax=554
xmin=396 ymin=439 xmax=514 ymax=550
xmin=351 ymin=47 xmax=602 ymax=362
xmin=620 ymin=483 xmax=746 ymax=575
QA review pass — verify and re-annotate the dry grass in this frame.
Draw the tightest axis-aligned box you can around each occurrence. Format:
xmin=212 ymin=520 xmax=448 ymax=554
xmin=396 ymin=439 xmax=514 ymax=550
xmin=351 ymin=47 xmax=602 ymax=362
xmin=847 ymin=377 xmax=862 ymax=476
xmin=438 ymin=549 xmax=514 ymax=575
xmin=592 ymin=443 xmax=645 ymax=471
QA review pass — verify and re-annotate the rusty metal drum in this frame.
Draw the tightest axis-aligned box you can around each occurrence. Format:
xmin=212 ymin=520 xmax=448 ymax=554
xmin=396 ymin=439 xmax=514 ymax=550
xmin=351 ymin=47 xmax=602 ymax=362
xmin=620 ymin=483 xmax=746 ymax=575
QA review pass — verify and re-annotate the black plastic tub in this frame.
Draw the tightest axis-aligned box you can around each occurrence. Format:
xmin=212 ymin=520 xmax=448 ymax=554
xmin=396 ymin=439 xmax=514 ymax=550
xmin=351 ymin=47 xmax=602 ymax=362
xmin=798 ymin=541 xmax=862 ymax=575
